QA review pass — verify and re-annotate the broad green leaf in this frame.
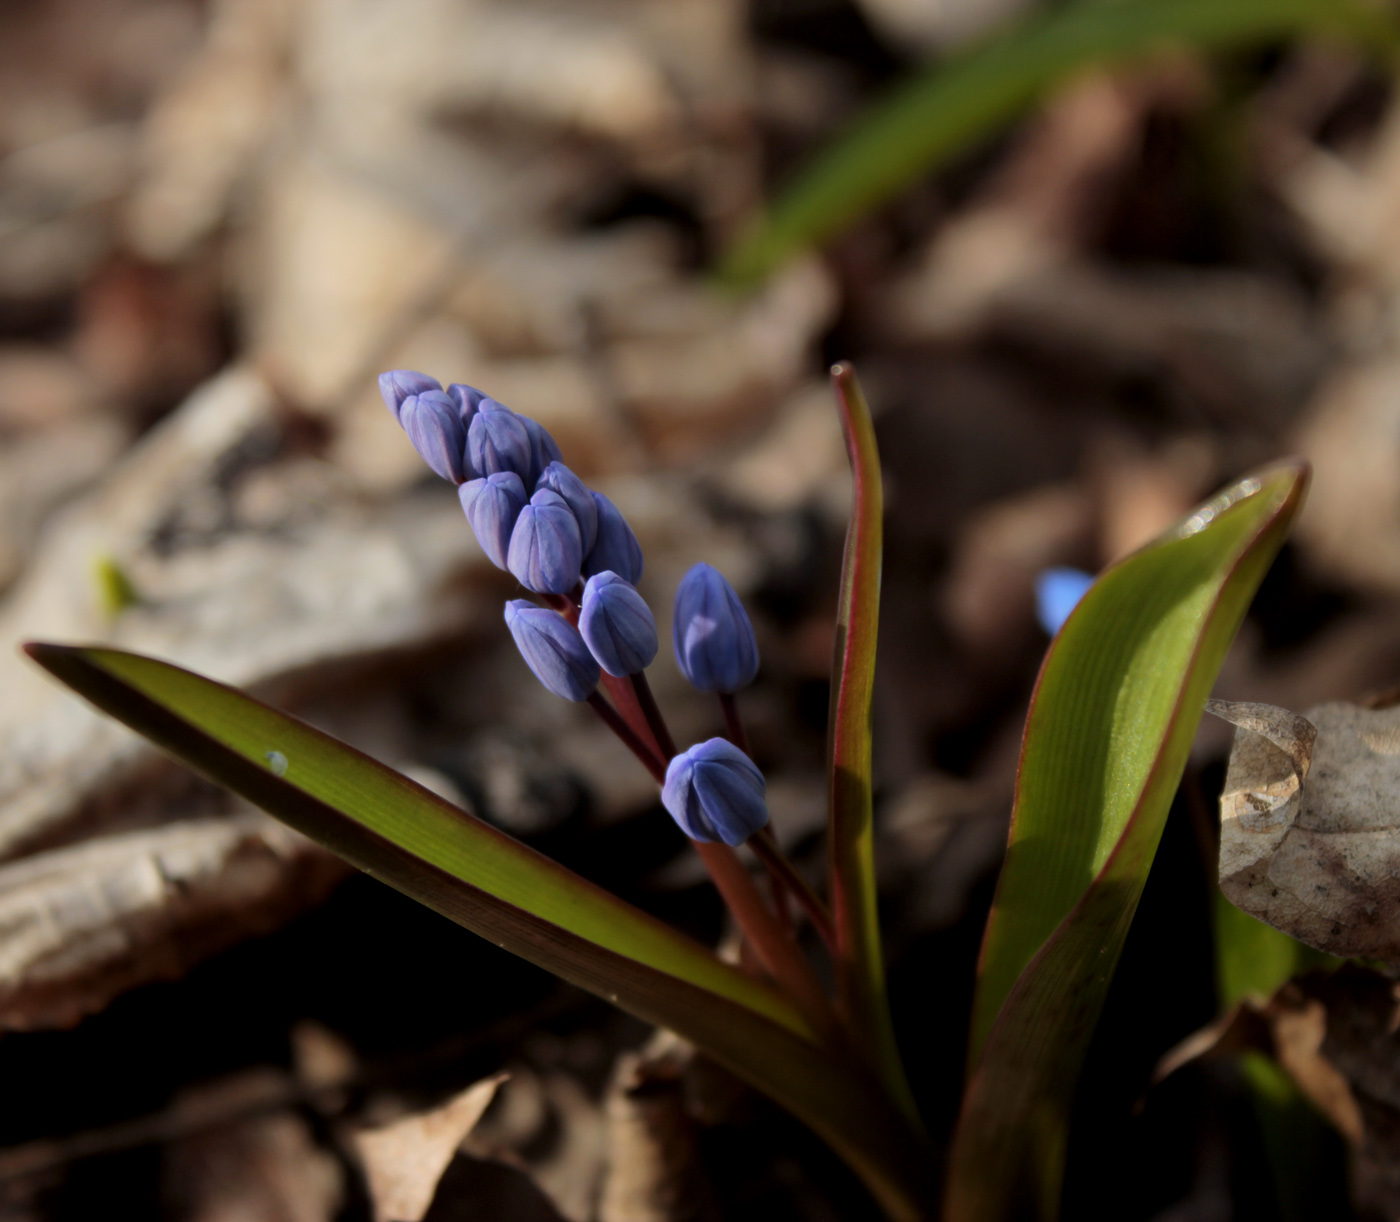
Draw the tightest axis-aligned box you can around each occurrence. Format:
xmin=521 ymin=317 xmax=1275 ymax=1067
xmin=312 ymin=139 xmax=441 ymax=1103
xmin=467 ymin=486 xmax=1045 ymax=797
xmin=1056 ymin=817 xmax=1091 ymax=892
xmin=945 ymin=462 xmax=1308 ymax=1222
xmin=721 ymin=0 xmax=1398 ymax=286
xmin=827 ymin=364 xmax=917 ymax=1122
xmin=24 ymin=644 xmax=934 ymax=1221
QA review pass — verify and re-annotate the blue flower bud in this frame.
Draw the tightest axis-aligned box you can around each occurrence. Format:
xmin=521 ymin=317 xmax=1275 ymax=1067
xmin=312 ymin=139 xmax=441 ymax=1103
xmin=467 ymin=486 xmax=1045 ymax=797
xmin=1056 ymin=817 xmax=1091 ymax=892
xmin=582 ymin=491 xmax=643 ymax=584
xmin=507 ymin=489 xmax=583 ymax=594
xmin=672 ymin=563 xmax=759 ymax=693
xmin=379 ymin=370 xmax=441 ymax=421
xmin=447 ymin=383 xmax=488 ymax=428
xmin=662 ymin=738 xmax=769 ymax=845
xmin=521 ymin=417 xmax=563 ymax=486
xmin=1035 ymin=567 xmax=1095 ymax=636
xmin=536 ymin=462 xmax=598 ymax=553
xmin=460 ymin=472 xmax=528 ymax=569
xmin=579 ymin=572 xmax=658 ymax=676
xmin=504 ymin=600 xmax=599 ymax=701
xmin=401 ymin=390 xmax=469 ymax=483
xmin=467 ymin=406 xmax=533 ymax=480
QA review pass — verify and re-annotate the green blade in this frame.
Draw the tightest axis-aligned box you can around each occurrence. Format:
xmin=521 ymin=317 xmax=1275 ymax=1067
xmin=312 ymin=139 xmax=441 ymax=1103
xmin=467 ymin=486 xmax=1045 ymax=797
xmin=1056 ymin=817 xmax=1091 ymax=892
xmin=827 ymin=364 xmax=917 ymax=1122
xmin=721 ymin=0 xmax=1397 ymax=286
xmin=946 ymin=462 xmax=1307 ymax=1222
xmin=23 ymin=644 xmax=934 ymax=1221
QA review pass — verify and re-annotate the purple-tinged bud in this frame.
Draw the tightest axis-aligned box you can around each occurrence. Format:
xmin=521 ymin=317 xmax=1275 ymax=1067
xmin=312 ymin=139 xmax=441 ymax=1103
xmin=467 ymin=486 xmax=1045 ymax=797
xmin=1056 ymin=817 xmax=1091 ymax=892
xmin=447 ymin=383 xmax=488 ymax=429
xmin=401 ymin=390 xmax=469 ymax=483
xmin=379 ymin=370 xmax=441 ymax=421
xmin=582 ymin=491 xmax=643 ymax=584
xmin=521 ymin=417 xmax=563 ymax=485
xmin=460 ymin=471 xmax=528 ymax=569
xmin=507 ymin=489 xmax=583 ymax=594
xmin=662 ymin=738 xmax=768 ymax=845
xmin=504 ymin=600 xmax=599 ymax=701
xmin=536 ymin=462 xmax=598 ymax=553
xmin=579 ymin=572 xmax=657 ymax=676
xmin=468 ymin=406 xmax=533 ymax=480
xmin=672 ymin=563 xmax=759 ymax=693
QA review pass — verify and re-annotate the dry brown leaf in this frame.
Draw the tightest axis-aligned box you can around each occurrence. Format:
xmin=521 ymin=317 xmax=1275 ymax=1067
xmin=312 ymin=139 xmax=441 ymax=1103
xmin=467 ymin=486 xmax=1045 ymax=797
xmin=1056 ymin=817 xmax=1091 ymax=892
xmin=598 ymin=1032 xmax=716 ymax=1222
xmin=1215 ymin=699 xmax=1400 ymax=960
xmin=355 ymin=1074 xmax=507 ymax=1222
xmin=0 ymin=815 xmax=346 ymax=1033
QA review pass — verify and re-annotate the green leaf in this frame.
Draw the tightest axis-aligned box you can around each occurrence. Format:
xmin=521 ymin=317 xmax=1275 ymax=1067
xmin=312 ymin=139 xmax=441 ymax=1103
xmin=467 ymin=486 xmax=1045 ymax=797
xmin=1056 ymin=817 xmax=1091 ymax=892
xmin=23 ymin=643 xmax=934 ymax=1222
xmin=720 ymin=0 xmax=1398 ymax=286
xmin=945 ymin=462 xmax=1308 ymax=1222
xmin=1215 ymin=888 xmax=1335 ymax=1009
xmin=827 ymin=364 xmax=918 ymax=1123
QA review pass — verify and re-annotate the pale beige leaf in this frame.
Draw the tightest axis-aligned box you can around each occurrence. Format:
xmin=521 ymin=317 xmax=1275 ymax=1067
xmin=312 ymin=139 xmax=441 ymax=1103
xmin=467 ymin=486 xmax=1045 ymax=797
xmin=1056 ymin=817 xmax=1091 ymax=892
xmin=355 ymin=1074 xmax=506 ymax=1222
xmin=1218 ymin=700 xmax=1400 ymax=959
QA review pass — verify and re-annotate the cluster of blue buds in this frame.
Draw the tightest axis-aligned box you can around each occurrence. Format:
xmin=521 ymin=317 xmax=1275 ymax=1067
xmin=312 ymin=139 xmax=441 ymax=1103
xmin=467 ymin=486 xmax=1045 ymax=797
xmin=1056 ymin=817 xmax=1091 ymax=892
xmin=379 ymin=370 xmax=641 ymax=595
xmin=382 ymin=369 xmax=769 ymax=846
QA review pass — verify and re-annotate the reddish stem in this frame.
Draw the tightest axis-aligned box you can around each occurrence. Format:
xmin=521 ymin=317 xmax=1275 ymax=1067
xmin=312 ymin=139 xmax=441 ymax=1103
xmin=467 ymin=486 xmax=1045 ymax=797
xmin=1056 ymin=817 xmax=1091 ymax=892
xmin=631 ymin=672 xmax=676 ymax=760
xmin=719 ymin=692 xmax=749 ymax=755
xmin=693 ymin=840 xmax=835 ymax=1035
xmin=586 ymin=692 xmax=666 ymax=782
xmin=750 ymin=830 xmax=835 ymax=950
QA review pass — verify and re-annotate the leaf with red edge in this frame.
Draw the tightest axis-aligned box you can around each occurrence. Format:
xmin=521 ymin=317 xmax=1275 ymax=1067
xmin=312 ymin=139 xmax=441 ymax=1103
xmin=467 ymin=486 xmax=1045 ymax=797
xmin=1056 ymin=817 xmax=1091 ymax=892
xmin=22 ymin=642 xmax=934 ymax=1221
xmin=827 ymin=363 xmax=916 ymax=1120
xmin=947 ymin=463 xmax=1308 ymax=1221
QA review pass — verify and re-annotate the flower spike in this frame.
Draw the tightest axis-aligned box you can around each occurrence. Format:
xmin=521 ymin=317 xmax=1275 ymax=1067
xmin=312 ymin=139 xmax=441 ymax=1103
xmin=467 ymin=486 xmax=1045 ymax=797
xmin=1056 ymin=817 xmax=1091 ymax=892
xmin=504 ymin=601 xmax=599 ymax=701
xmin=662 ymin=738 xmax=769 ymax=845
xmin=508 ymin=489 xmax=583 ymax=594
xmin=400 ymin=390 xmax=469 ymax=483
xmin=583 ymin=490 xmax=643 ymax=583
xmin=537 ymin=462 xmax=599 ymax=553
xmin=672 ymin=563 xmax=759 ymax=693
xmin=379 ymin=370 xmax=440 ymax=421
xmin=580 ymin=572 xmax=658 ymax=677
xmin=460 ymin=472 xmax=528 ymax=569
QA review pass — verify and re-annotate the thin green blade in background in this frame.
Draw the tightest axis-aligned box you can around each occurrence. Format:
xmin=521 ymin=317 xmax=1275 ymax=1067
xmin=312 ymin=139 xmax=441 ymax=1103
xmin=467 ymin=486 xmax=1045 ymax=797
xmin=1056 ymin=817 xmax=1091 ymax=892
xmin=721 ymin=0 xmax=1397 ymax=287
xmin=23 ymin=644 xmax=934 ymax=1221
xmin=945 ymin=462 xmax=1308 ymax=1222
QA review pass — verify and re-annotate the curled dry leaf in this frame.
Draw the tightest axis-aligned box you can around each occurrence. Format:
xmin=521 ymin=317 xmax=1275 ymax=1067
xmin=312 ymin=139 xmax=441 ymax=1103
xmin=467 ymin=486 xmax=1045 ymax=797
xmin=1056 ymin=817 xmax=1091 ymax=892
xmin=354 ymin=1074 xmax=506 ymax=1222
xmin=1214 ymin=698 xmax=1400 ymax=960
xmin=1155 ymin=977 xmax=1363 ymax=1144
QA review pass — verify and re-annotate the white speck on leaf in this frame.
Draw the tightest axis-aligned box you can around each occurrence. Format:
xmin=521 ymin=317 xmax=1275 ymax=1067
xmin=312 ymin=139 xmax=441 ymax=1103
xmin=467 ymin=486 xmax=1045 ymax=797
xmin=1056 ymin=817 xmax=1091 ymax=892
xmin=265 ymin=750 xmax=288 ymax=777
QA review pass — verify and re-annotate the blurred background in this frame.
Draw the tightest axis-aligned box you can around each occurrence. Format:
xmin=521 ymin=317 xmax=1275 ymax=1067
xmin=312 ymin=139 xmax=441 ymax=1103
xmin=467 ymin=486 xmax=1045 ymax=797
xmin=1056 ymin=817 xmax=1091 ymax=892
xmin=1 ymin=0 xmax=1399 ymax=1217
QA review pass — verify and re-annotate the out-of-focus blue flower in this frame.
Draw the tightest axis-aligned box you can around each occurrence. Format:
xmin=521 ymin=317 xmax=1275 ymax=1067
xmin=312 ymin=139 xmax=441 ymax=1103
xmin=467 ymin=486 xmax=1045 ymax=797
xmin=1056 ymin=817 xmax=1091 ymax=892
xmin=400 ymin=390 xmax=469 ymax=483
xmin=1035 ymin=567 xmax=1095 ymax=636
xmin=447 ymin=383 xmax=488 ymax=428
xmin=508 ymin=489 xmax=583 ymax=594
xmin=504 ymin=600 xmax=599 ymax=701
xmin=579 ymin=572 xmax=657 ymax=676
xmin=537 ymin=462 xmax=598 ymax=553
xmin=468 ymin=406 xmax=533 ymax=480
xmin=672 ymin=563 xmax=758 ymax=693
xmin=662 ymin=738 xmax=768 ymax=845
xmin=583 ymin=491 xmax=643 ymax=584
xmin=460 ymin=472 xmax=528 ymax=569
xmin=379 ymin=370 xmax=440 ymax=421
xmin=522 ymin=417 xmax=563 ymax=486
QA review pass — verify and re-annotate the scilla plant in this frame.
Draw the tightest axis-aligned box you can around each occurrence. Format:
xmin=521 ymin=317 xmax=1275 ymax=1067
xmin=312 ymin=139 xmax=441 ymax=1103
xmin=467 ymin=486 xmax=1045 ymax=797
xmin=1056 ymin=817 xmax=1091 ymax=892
xmin=24 ymin=364 xmax=1306 ymax=1221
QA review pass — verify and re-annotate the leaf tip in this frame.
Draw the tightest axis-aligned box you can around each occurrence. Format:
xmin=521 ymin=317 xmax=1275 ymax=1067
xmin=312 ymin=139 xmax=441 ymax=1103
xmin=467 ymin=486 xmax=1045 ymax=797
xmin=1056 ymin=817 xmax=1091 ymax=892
xmin=20 ymin=640 xmax=65 ymax=668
